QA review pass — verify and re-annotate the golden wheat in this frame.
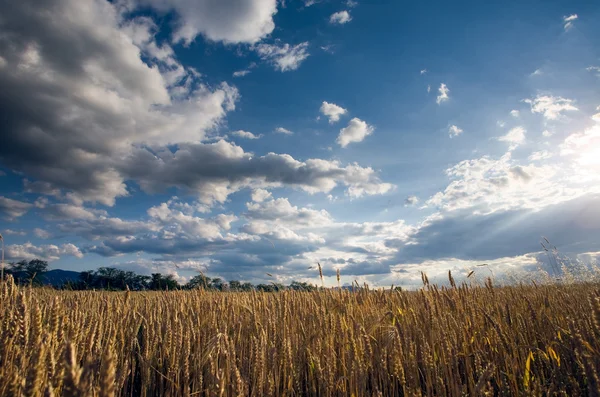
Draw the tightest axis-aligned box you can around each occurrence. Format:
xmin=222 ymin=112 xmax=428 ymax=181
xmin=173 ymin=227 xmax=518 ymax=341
xmin=1 ymin=275 xmax=599 ymax=395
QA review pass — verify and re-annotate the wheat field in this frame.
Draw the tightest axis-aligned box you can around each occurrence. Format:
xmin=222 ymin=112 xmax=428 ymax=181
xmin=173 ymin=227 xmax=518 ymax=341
xmin=1 ymin=275 xmax=599 ymax=396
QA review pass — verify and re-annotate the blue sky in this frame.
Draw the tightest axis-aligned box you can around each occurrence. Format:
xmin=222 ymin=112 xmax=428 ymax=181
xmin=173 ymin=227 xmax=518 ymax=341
xmin=1 ymin=0 xmax=600 ymax=287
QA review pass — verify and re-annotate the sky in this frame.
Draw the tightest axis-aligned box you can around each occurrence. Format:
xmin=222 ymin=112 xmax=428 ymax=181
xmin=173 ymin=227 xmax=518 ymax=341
xmin=1 ymin=0 xmax=600 ymax=288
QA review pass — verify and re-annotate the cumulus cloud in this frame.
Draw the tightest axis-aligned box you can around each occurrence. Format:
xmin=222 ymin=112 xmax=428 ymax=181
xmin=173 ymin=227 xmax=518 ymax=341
xmin=6 ymin=242 xmax=83 ymax=262
xmin=0 ymin=197 xmax=32 ymax=220
xmin=588 ymin=66 xmax=600 ymax=77
xmin=124 ymin=0 xmax=278 ymax=45
xmin=0 ymin=0 xmax=240 ymax=206
xmin=254 ymin=41 xmax=310 ymax=72
xmin=329 ymin=11 xmax=352 ymax=24
xmin=510 ymin=110 xmax=520 ymax=117
xmin=436 ymin=83 xmax=449 ymax=104
xmin=404 ymin=196 xmax=419 ymax=206
xmin=251 ymin=189 xmax=272 ymax=203
xmin=563 ymin=14 xmax=578 ymax=31
xmin=33 ymin=228 xmax=52 ymax=239
xmin=233 ymin=70 xmax=251 ymax=77
xmin=275 ymin=127 xmax=294 ymax=135
xmin=121 ymin=140 xmax=393 ymax=205
xmin=560 ymin=124 xmax=600 ymax=166
xmin=320 ymin=101 xmax=347 ymax=124
xmin=448 ymin=125 xmax=463 ymax=138
xmin=524 ymin=95 xmax=578 ymax=120
xmin=498 ymin=126 xmax=526 ymax=150
xmin=528 ymin=150 xmax=553 ymax=161
xmin=232 ymin=130 xmax=262 ymax=139
xmin=337 ymin=118 xmax=374 ymax=148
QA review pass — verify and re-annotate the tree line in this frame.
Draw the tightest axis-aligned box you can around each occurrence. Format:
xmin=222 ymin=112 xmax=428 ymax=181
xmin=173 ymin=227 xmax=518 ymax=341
xmin=2 ymin=259 xmax=318 ymax=292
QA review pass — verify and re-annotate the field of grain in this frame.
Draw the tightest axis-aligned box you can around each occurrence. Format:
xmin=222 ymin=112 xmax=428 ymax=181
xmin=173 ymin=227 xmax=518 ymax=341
xmin=1 ymin=275 xmax=599 ymax=396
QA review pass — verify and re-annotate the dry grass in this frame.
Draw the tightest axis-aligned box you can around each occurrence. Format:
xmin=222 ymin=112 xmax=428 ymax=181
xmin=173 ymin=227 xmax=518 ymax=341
xmin=1 ymin=274 xmax=600 ymax=396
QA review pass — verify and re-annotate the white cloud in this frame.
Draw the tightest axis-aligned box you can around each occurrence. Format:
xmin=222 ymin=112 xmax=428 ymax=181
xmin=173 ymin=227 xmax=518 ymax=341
xmin=560 ymin=125 xmax=600 ymax=166
xmin=531 ymin=69 xmax=543 ymax=76
xmin=275 ymin=127 xmax=293 ymax=135
xmin=0 ymin=197 xmax=32 ymax=220
xmin=427 ymin=85 xmax=431 ymax=93
xmin=337 ymin=118 xmax=374 ymax=148
xmin=563 ymin=14 xmax=578 ymax=31
xmin=2 ymin=229 xmax=26 ymax=236
xmin=588 ymin=66 xmax=600 ymax=76
xmin=528 ymin=150 xmax=553 ymax=161
xmin=543 ymin=130 xmax=554 ymax=137
xmin=524 ymin=95 xmax=578 ymax=120
xmin=233 ymin=69 xmax=251 ymax=77
xmin=436 ymin=83 xmax=449 ymax=104
xmin=34 ymin=228 xmax=52 ymax=239
xmin=404 ymin=195 xmax=419 ymax=206
xmin=498 ymin=127 xmax=526 ymax=150
xmin=420 ymin=69 xmax=427 ymax=75
xmin=346 ymin=0 xmax=358 ymax=7
xmin=593 ymin=106 xmax=600 ymax=122
xmin=320 ymin=101 xmax=347 ymax=124
xmin=329 ymin=10 xmax=352 ymax=24
xmin=127 ymin=0 xmax=278 ymax=45
xmin=251 ymin=189 xmax=272 ymax=203
xmin=255 ymin=41 xmax=310 ymax=72
xmin=510 ymin=110 xmax=520 ymax=117
xmin=448 ymin=125 xmax=463 ymax=138
xmin=425 ymin=152 xmax=569 ymax=214
xmin=6 ymin=242 xmax=83 ymax=261
xmin=232 ymin=130 xmax=262 ymax=139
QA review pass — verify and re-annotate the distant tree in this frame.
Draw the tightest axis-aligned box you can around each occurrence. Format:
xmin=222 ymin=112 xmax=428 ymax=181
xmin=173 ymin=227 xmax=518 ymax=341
xmin=289 ymin=281 xmax=316 ymax=291
xmin=229 ymin=280 xmax=242 ymax=291
xmin=148 ymin=273 xmax=179 ymax=290
xmin=211 ymin=277 xmax=226 ymax=291
xmin=9 ymin=259 xmax=49 ymax=285
xmin=241 ymin=282 xmax=254 ymax=291
xmin=186 ymin=273 xmax=212 ymax=290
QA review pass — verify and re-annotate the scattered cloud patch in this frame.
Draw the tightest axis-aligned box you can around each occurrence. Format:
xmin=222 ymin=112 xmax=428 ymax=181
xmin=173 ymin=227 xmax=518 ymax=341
xmin=524 ymin=95 xmax=578 ymax=120
xmin=123 ymin=0 xmax=279 ymax=45
xmin=436 ymin=83 xmax=450 ymax=104
xmin=2 ymin=229 xmax=26 ymax=236
xmin=510 ymin=110 xmax=520 ymax=117
xmin=320 ymin=101 xmax=348 ymax=124
xmin=531 ymin=69 xmax=543 ymax=76
xmin=448 ymin=125 xmax=463 ymax=138
xmin=233 ymin=69 xmax=251 ymax=77
xmin=528 ymin=150 xmax=553 ymax=161
xmin=329 ymin=11 xmax=352 ymax=25
xmin=251 ymin=189 xmax=272 ymax=203
xmin=275 ymin=127 xmax=294 ymax=135
xmin=587 ymin=66 xmax=600 ymax=77
xmin=420 ymin=69 xmax=427 ymax=75
xmin=0 ymin=197 xmax=32 ymax=220
xmin=593 ymin=106 xmax=600 ymax=122
xmin=563 ymin=14 xmax=578 ymax=31
xmin=233 ymin=130 xmax=262 ymax=139
xmin=34 ymin=228 xmax=51 ymax=239
xmin=498 ymin=127 xmax=526 ymax=150
xmin=6 ymin=242 xmax=83 ymax=262
xmin=404 ymin=195 xmax=419 ymax=206
xmin=255 ymin=42 xmax=310 ymax=72
xmin=337 ymin=118 xmax=375 ymax=148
